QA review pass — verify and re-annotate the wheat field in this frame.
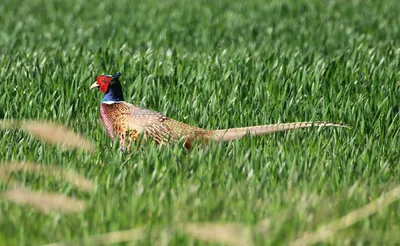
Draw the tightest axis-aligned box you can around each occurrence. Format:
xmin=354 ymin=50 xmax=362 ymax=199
xmin=1 ymin=0 xmax=399 ymax=245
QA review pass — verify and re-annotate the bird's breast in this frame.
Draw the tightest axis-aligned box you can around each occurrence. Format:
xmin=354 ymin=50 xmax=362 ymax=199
xmin=100 ymin=103 xmax=126 ymax=139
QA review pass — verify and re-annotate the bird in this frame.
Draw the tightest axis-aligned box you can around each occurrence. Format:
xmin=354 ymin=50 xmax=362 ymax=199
xmin=90 ymin=72 xmax=348 ymax=151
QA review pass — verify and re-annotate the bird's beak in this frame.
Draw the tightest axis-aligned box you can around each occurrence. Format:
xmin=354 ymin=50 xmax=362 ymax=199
xmin=90 ymin=81 xmax=100 ymax=89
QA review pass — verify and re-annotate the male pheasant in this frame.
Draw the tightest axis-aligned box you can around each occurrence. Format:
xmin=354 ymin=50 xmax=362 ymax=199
xmin=91 ymin=72 xmax=347 ymax=151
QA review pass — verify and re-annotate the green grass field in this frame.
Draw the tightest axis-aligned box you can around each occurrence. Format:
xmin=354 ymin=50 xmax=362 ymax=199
xmin=1 ymin=0 xmax=400 ymax=245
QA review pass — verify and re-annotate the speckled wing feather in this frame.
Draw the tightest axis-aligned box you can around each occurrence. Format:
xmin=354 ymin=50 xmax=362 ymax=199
xmin=100 ymin=102 xmax=207 ymax=148
xmin=123 ymin=102 xmax=207 ymax=145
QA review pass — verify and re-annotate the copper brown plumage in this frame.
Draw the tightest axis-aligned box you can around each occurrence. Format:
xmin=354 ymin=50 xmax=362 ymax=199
xmin=100 ymin=101 xmax=207 ymax=150
xmin=91 ymin=72 xmax=349 ymax=151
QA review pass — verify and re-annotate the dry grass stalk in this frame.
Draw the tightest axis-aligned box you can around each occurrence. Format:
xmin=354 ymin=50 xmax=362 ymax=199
xmin=181 ymin=222 xmax=252 ymax=246
xmin=0 ymin=119 xmax=19 ymax=130
xmin=41 ymin=227 xmax=145 ymax=246
xmin=0 ymin=119 xmax=94 ymax=152
xmin=290 ymin=185 xmax=400 ymax=246
xmin=20 ymin=120 xmax=94 ymax=152
xmin=256 ymin=217 xmax=271 ymax=234
xmin=0 ymin=119 xmax=94 ymax=151
xmin=4 ymin=187 xmax=86 ymax=214
xmin=0 ymin=162 xmax=96 ymax=193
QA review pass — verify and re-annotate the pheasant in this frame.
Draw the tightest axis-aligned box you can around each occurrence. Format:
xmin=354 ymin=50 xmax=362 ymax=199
xmin=90 ymin=72 xmax=348 ymax=151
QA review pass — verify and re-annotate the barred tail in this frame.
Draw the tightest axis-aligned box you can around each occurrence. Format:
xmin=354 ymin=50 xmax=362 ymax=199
xmin=208 ymin=122 xmax=349 ymax=142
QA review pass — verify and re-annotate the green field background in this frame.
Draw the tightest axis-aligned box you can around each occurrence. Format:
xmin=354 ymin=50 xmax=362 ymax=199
xmin=1 ymin=0 xmax=399 ymax=245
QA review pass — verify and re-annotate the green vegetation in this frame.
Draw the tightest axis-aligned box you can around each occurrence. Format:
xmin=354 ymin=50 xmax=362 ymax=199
xmin=1 ymin=0 xmax=399 ymax=245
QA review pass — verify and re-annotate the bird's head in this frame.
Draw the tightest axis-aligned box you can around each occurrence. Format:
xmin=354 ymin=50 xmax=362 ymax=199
xmin=90 ymin=72 xmax=121 ymax=93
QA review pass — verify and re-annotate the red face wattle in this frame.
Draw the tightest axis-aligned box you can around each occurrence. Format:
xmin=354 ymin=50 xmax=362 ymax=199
xmin=96 ymin=75 xmax=113 ymax=93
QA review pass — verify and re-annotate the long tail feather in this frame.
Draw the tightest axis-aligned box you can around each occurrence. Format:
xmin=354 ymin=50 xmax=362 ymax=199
xmin=208 ymin=122 xmax=349 ymax=142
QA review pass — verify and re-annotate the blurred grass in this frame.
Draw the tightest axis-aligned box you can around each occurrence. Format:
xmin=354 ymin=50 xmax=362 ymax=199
xmin=0 ymin=0 xmax=400 ymax=245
